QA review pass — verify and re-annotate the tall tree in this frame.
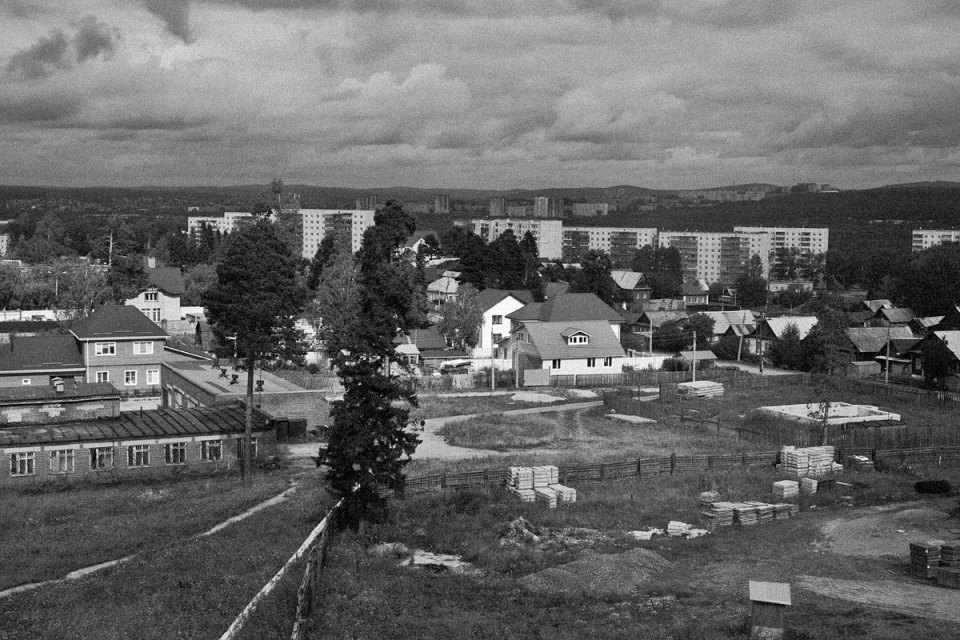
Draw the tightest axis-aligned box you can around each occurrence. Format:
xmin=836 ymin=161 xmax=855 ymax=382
xmin=307 ymin=232 xmax=338 ymax=292
xmin=319 ymin=202 xmax=422 ymax=526
xmin=203 ymin=219 xmax=307 ymax=484
xmin=735 ymin=255 xmax=768 ymax=308
xmin=106 ymin=255 xmax=148 ymax=303
xmin=571 ymin=249 xmax=616 ymax=305
xmin=489 ymin=230 xmax=524 ymax=289
xmin=438 ymin=284 xmax=483 ymax=350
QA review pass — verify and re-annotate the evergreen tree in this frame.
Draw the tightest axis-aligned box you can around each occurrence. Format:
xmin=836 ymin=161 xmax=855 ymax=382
xmin=571 ymin=249 xmax=616 ymax=305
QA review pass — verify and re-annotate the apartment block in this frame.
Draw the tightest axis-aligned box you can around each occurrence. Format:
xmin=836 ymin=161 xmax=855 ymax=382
xmin=470 ymin=219 xmax=563 ymax=259
xmin=187 ymin=211 xmax=253 ymax=237
xmin=434 ymin=194 xmax=450 ymax=214
xmin=658 ymin=231 xmax=770 ymax=284
xmin=355 ymin=194 xmax=379 ymax=210
xmin=489 ymin=197 xmax=506 ymax=217
xmin=571 ymin=202 xmax=609 ymax=217
xmin=533 ymin=196 xmax=564 ymax=219
xmin=563 ymin=226 xmax=657 ymax=263
xmin=911 ymin=229 xmax=960 ymax=252
xmin=734 ymin=226 xmax=829 ymax=255
xmin=301 ymin=209 xmax=375 ymax=259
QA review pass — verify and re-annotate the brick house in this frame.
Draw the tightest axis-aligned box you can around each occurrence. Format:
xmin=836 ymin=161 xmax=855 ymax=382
xmin=0 ymin=405 xmax=274 ymax=487
xmin=0 ymin=334 xmax=86 ymax=388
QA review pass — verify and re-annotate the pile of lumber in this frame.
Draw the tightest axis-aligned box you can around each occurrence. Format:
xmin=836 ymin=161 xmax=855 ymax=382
xmin=507 ymin=466 xmax=574 ymax=507
xmin=699 ymin=501 xmax=736 ymax=530
xmin=910 ymin=542 xmax=940 ymax=579
xmin=772 ymin=480 xmax=799 ymax=499
xmin=780 ymin=445 xmax=837 ymax=478
xmin=700 ymin=501 xmax=797 ymax=530
xmin=938 ymin=541 xmax=960 ymax=588
xmin=677 ymin=380 xmax=724 ymax=398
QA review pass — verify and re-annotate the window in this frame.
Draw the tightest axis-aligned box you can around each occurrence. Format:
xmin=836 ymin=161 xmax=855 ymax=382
xmin=124 ymin=370 xmax=138 ymax=386
xmin=90 ymin=447 xmax=114 ymax=470
xmin=236 ymin=437 xmax=258 ymax=460
xmin=21 ymin=379 xmax=31 ymax=385
xmin=133 ymin=341 xmax=154 ymax=355
xmin=165 ymin=442 xmax=187 ymax=465
xmin=568 ymin=334 xmax=588 ymax=345
xmin=94 ymin=342 xmax=116 ymax=356
xmin=492 ymin=315 xmax=503 ymax=325
xmin=587 ymin=358 xmax=596 ymax=368
xmin=128 ymin=445 xmax=150 ymax=467
xmin=144 ymin=291 xmax=159 ymax=302
xmin=492 ymin=333 xmax=502 ymax=344
xmin=146 ymin=309 xmax=161 ymax=322
xmin=10 ymin=452 xmax=35 ymax=476
xmin=201 ymin=440 xmax=222 ymax=462
xmin=146 ymin=369 xmax=160 ymax=385
xmin=49 ymin=449 xmax=75 ymax=474
xmin=551 ymin=359 xmax=561 ymax=369
xmin=96 ymin=371 xmax=109 ymax=383
xmin=604 ymin=357 xmax=613 ymax=367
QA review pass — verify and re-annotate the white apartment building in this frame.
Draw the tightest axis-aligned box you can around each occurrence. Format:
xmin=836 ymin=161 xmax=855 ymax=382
xmin=571 ymin=202 xmax=609 ymax=217
xmin=734 ymin=226 xmax=830 ymax=255
xmin=657 ymin=231 xmax=771 ymax=284
xmin=911 ymin=229 xmax=960 ymax=252
xmin=470 ymin=219 xmax=563 ymax=259
xmin=187 ymin=211 xmax=253 ymax=236
xmin=563 ymin=226 xmax=658 ymax=263
xmin=300 ymin=209 xmax=375 ymax=259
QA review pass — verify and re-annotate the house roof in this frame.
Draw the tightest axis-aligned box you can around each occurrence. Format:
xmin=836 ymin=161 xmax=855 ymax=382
xmin=395 ymin=326 xmax=448 ymax=350
xmin=427 ymin=276 xmax=459 ymax=295
xmin=0 ymin=382 xmax=119 ymax=405
xmin=929 ymin=331 xmax=960 ymax=360
xmin=639 ymin=310 xmax=688 ymax=329
xmin=845 ymin=326 xmax=915 ymax=354
xmin=724 ymin=323 xmax=756 ymax=337
xmin=164 ymin=338 xmax=215 ymax=361
xmin=0 ymin=334 xmax=84 ymax=374
xmin=862 ymin=299 xmax=893 ymax=313
xmin=681 ymin=283 xmax=708 ymax=296
xmin=876 ymin=307 xmax=917 ymax=324
xmin=543 ymin=281 xmax=570 ymax=299
xmin=70 ymin=304 xmax=167 ymax=341
xmin=517 ymin=320 xmax=625 ymax=360
xmin=698 ymin=310 xmax=756 ymax=336
xmin=881 ymin=337 xmax=922 ymax=357
xmin=758 ymin=316 xmax=818 ymax=340
xmin=0 ymin=320 xmax=60 ymax=334
xmin=913 ymin=315 xmax=945 ymax=329
xmin=610 ymin=270 xmax=647 ymax=291
xmin=642 ymin=298 xmax=686 ymax=311
xmin=475 ymin=288 xmax=534 ymax=312
xmin=844 ymin=310 xmax=875 ymax=326
xmin=145 ymin=267 xmax=186 ymax=296
xmin=507 ymin=293 xmax=623 ymax=324
xmin=676 ymin=350 xmax=718 ymax=361
xmin=0 ymin=405 xmax=270 ymax=448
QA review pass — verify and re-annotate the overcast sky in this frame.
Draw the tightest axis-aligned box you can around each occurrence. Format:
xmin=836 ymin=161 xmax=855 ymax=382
xmin=2 ymin=1 xmax=959 ymax=190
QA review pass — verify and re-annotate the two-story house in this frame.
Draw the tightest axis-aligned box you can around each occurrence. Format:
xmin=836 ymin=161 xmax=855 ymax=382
xmin=512 ymin=320 xmax=626 ymax=380
xmin=125 ymin=266 xmax=186 ymax=325
xmin=471 ymin=289 xmax=534 ymax=363
xmin=70 ymin=304 xmax=169 ymax=392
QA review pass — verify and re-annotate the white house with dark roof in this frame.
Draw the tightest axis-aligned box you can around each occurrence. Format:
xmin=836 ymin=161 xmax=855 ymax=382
xmin=125 ymin=266 xmax=186 ymax=325
xmin=511 ymin=320 xmax=626 ymax=377
xmin=471 ymin=288 xmax=534 ymax=361
xmin=507 ymin=292 xmax=624 ymax=339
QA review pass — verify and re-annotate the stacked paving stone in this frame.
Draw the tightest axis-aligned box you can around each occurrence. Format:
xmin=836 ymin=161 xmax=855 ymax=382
xmin=780 ymin=445 xmax=837 ymax=478
xmin=772 ymin=480 xmax=799 ymax=499
xmin=508 ymin=466 xmax=575 ymax=507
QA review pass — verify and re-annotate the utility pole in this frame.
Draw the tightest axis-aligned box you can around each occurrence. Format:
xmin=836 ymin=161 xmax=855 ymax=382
xmin=491 ymin=328 xmax=496 ymax=391
xmin=758 ymin=312 xmax=765 ymax=375
xmin=692 ymin=330 xmax=697 ymax=382
xmin=884 ymin=321 xmax=891 ymax=384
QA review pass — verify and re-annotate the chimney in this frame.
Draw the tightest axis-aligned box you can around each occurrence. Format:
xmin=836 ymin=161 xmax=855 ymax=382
xmin=52 ymin=377 xmax=64 ymax=393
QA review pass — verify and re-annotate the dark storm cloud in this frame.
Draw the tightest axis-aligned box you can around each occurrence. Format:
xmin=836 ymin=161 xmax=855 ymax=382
xmin=144 ymin=0 xmax=193 ymax=43
xmin=5 ymin=29 xmax=70 ymax=79
xmin=0 ymin=91 xmax=84 ymax=123
xmin=74 ymin=16 xmax=118 ymax=62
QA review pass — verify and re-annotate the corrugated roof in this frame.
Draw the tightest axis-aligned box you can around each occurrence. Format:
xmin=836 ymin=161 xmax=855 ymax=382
xmin=610 ymin=270 xmax=646 ymax=291
xmin=0 ymin=334 xmax=84 ymax=374
xmin=760 ymin=316 xmax=818 ymax=340
xmin=749 ymin=580 xmax=791 ymax=605
xmin=846 ymin=326 xmax=914 ymax=354
xmin=0 ymin=405 xmax=268 ymax=448
xmin=70 ymin=304 xmax=167 ymax=340
xmin=146 ymin=267 xmax=186 ymax=296
xmin=519 ymin=320 xmax=625 ymax=360
xmin=877 ymin=307 xmax=917 ymax=324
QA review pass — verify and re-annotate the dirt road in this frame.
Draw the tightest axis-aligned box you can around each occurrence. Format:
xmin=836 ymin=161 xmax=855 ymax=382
xmin=798 ymin=576 xmax=960 ymax=624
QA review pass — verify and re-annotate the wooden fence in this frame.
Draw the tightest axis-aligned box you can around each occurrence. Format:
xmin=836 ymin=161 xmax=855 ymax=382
xmin=403 ymin=450 xmax=781 ymax=495
xmin=837 ymin=377 xmax=960 ymax=405
xmin=290 ymin=508 xmax=338 ymax=640
xmin=736 ymin=420 xmax=960 ymax=457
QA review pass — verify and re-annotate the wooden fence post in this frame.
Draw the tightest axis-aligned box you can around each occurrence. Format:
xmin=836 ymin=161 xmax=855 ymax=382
xmin=670 ymin=452 xmax=676 ymax=475
xmin=599 ymin=463 xmax=606 ymax=482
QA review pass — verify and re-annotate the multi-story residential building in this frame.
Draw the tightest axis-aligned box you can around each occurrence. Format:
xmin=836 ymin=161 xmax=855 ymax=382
xmin=657 ymin=231 xmax=770 ymax=284
xmin=563 ymin=226 xmax=657 ymax=263
xmin=434 ymin=194 xmax=450 ymax=214
xmin=571 ymin=202 xmax=609 ymax=217
xmin=470 ymin=219 xmax=563 ymax=259
xmin=734 ymin=226 xmax=829 ymax=256
xmin=355 ymin=194 xmax=379 ymax=210
xmin=300 ymin=209 xmax=375 ymax=259
xmin=533 ymin=196 xmax=564 ymax=219
xmin=187 ymin=211 xmax=253 ymax=237
xmin=911 ymin=229 xmax=960 ymax=252
xmin=506 ymin=205 xmax=531 ymax=217
xmin=489 ymin=197 xmax=506 ymax=217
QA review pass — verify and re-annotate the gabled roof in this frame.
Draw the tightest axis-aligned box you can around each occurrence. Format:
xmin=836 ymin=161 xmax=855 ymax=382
xmin=927 ymin=331 xmax=960 ymax=360
xmin=862 ymin=299 xmax=893 ymax=313
xmin=70 ymin=304 xmax=167 ymax=341
xmin=876 ymin=307 xmax=916 ymax=324
xmin=758 ymin=316 xmax=818 ymax=340
xmin=698 ymin=310 xmax=756 ymax=336
xmin=681 ymin=283 xmax=708 ymax=296
xmin=610 ymin=270 xmax=647 ymax=291
xmin=724 ymin=323 xmax=756 ymax=337
xmin=559 ymin=327 xmax=591 ymax=338
xmin=507 ymin=293 xmax=623 ymax=324
xmin=0 ymin=335 xmax=84 ymax=374
xmin=844 ymin=310 xmax=875 ymax=326
xmin=913 ymin=315 xmax=944 ymax=329
xmin=395 ymin=326 xmax=448 ymax=350
xmin=845 ymin=326 xmax=915 ymax=354
xmin=881 ymin=337 xmax=922 ymax=357
xmin=145 ymin=267 xmax=186 ymax=296
xmin=638 ymin=310 xmax=688 ymax=329
xmin=165 ymin=338 xmax=215 ymax=361
xmin=475 ymin=288 xmax=534 ymax=312
xmin=543 ymin=281 xmax=570 ymax=299
xmin=517 ymin=320 xmax=625 ymax=360
xmin=427 ymin=276 xmax=459 ymax=295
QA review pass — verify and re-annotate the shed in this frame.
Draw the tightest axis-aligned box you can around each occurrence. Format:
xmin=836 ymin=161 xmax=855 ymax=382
xmin=749 ymin=580 xmax=790 ymax=639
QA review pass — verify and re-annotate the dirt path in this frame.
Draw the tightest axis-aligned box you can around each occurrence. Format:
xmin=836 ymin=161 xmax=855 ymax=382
xmin=798 ymin=576 xmax=960 ymax=623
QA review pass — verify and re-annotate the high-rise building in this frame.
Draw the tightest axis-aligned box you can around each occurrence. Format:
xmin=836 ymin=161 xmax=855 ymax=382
xmin=658 ymin=231 xmax=771 ymax=284
xmin=187 ymin=211 xmax=254 ymax=238
xmin=733 ymin=227 xmax=829 ymax=255
xmin=489 ymin=197 xmax=506 ymax=217
xmin=301 ymin=209 xmax=375 ymax=259
xmin=571 ymin=202 xmax=609 ymax=217
xmin=911 ymin=229 xmax=960 ymax=252
xmin=470 ymin=219 xmax=563 ymax=259
xmin=562 ymin=226 xmax=657 ymax=263
xmin=434 ymin=194 xmax=450 ymax=214
xmin=355 ymin=194 xmax=379 ymax=211
xmin=533 ymin=196 xmax=564 ymax=219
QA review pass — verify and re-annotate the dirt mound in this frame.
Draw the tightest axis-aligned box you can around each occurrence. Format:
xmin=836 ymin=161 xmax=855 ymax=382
xmin=818 ymin=500 xmax=960 ymax=558
xmin=520 ymin=548 xmax=672 ymax=597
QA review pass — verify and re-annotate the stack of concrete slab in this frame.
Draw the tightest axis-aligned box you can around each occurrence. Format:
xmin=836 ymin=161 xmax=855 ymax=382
xmin=534 ymin=486 xmax=558 ymax=508
xmin=800 ymin=477 xmax=818 ymax=494
xmin=532 ymin=465 xmax=559 ymax=487
xmin=677 ymin=380 xmax=724 ymax=398
xmin=772 ymin=480 xmax=799 ymax=499
xmin=549 ymin=484 xmax=577 ymax=504
xmin=780 ymin=445 xmax=836 ymax=478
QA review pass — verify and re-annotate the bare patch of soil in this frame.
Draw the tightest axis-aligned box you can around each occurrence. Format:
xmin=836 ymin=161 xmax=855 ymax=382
xmin=798 ymin=576 xmax=960 ymax=624
xmin=519 ymin=547 xmax=672 ymax=597
xmin=817 ymin=499 xmax=960 ymax=558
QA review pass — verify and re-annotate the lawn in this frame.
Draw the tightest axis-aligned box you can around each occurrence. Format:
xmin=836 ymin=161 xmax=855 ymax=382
xmin=411 ymin=389 xmax=595 ymax=421
xmin=314 ymin=466 xmax=960 ymax=639
xmin=0 ymin=470 xmax=291 ymax=592
xmin=0 ymin=475 xmax=337 ymax=640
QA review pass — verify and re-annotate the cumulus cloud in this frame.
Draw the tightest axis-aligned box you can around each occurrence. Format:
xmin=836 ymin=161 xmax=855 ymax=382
xmin=74 ymin=16 xmax=119 ymax=62
xmin=5 ymin=30 xmax=70 ymax=79
xmin=144 ymin=0 xmax=192 ymax=43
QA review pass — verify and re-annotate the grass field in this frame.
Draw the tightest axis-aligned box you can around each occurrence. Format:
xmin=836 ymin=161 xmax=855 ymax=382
xmin=316 ymin=467 xmax=960 ymax=639
xmin=0 ymin=474 xmax=336 ymax=640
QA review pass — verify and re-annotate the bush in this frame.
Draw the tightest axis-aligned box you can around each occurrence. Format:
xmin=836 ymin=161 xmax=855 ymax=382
xmin=306 ymin=363 xmax=320 ymax=374
xmin=661 ymin=357 xmax=689 ymax=372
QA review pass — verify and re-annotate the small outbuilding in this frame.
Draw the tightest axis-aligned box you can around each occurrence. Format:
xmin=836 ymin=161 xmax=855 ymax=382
xmin=749 ymin=580 xmax=791 ymax=640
